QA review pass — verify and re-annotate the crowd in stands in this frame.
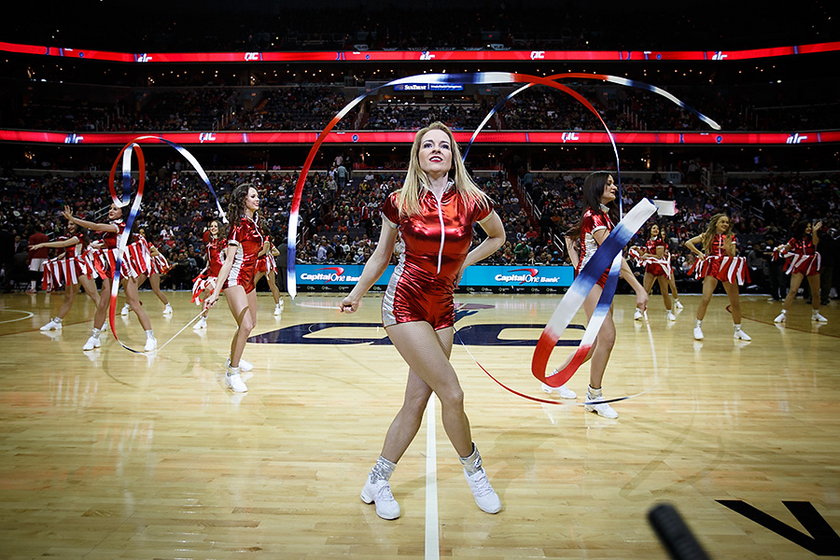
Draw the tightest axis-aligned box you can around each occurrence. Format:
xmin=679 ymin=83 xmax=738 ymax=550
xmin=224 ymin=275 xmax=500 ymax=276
xmin=1 ymin=163 xmax=837 ymax=297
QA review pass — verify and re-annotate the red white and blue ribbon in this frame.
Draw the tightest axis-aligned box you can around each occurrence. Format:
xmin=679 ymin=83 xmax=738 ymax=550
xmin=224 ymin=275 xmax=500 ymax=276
xmin=105 ymin=136 xmax=225 ymax=353
xmin=532 ymin=199 xmax=658 ymax=388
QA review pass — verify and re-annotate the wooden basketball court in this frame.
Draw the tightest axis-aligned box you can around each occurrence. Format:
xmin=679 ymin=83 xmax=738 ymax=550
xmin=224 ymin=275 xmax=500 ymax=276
xmin=1 ymin=290 xmax=838 ymax=559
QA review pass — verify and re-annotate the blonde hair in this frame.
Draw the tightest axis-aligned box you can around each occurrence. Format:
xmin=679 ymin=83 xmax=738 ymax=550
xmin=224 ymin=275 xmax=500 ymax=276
xmin=702 ymin=213 xmax=731 ymax=253
xmin=396 ymin=121 xmax=490 ymax=217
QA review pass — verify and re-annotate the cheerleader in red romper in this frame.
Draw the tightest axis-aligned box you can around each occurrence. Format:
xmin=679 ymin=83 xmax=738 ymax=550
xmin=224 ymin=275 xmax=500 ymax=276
xmin=560 ymin=172 xmax=648 ymax=419
xmin=205 ymin=185 xmax=264 ymax=393
xmin=63 ymin=204 xmax=157 ymax=352
xmin=191 ymin=220 xmax=226 ymax=330
xmin=31 ymin=221 xmax=100 ymax=332
xmin=122 ymin=228 xmax=173 ymax=317
xmin=254 ymin=232 xmax=283 ymax=317
xmin=340 ymin=123 xmax=504 ymax=520
xmin=685 ymin=213 xmax=751 ymax=341
xmin=773 ymin=220 xmax=827 ymax=323
xmin=640 ymin=224 xmax=676 ymax=321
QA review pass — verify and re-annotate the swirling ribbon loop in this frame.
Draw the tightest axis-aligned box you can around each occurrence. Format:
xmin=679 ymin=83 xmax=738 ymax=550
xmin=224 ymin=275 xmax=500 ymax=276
xmin=105 ymin=136 xmax=225 ymax=353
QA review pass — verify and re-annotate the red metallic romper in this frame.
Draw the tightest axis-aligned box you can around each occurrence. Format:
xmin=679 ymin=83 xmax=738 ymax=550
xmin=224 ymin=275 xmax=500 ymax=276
xmin=224 ymin=216 xmax=264 ymax=294
xmin=203 ymin=231 xmax=225 ymax=278
xmin=381 ymin=184 xmax=493 ymax=330
xmin=576 ymin=209 xmax=614 ymax=289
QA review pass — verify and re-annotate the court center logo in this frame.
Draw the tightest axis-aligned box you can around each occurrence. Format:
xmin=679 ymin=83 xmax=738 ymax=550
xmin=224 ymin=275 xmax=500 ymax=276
xmin=249 ymin=302 xmax=585 ymax=346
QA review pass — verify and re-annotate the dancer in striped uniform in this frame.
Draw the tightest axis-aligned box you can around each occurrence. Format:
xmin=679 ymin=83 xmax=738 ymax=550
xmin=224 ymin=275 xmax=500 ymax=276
xmin=773 ymin=220 xmax=827 ymax=324
xmin=122 ymin=229 xmax=173 ymax=317
xmin=685 ymin=213 xmax=751 ymax=341
xmin=31 ymin=222 xmax=100 ymax=331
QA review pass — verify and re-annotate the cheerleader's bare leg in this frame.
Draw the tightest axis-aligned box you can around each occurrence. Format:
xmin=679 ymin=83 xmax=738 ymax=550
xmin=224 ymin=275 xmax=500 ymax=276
xmin=722 ymin=281 xmax=742 ymax=324
xmin=224 ymin=284 xmax=257 ymax=368
xmin=149 ymin=273 xmax=170 ymax=306
xmin=79 ymin=275 xmax=100 ymax=307
xmin=56 ymin=283 xmax=78 ymax=319
xmin=657 ymin=276 xmax=673 ymax=311
xmin=581 ymin=286 xmax=615 ymax=391
xmin=266 ymin=269 xmax=281 ymax=305
xmin=124 ymin=277 xmax=153 ymax=331
xmin=696 ymin=276 xmax=718 ymax=321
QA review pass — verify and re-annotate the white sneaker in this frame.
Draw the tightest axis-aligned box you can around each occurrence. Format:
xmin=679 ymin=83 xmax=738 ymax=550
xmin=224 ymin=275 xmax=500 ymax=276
xmin=692 ymin=326 xmax=704 ymax=340
xmin=163 ymin=304 xmax=173 ymax=316
xmin=734 ymin=328 xmax=752 ymax=341
xmin=144 ymin=336 xmax=157 ymax=352
xmin=634 ymin=308 xmax=644 ymax=321
xmin=274 ymin=303 xmax=282 ymax=316
xmin=774 ymin=311 xmax=786 ymax=323
xmin=226 ymin=358 xmax=253 ymax=372
xmin=120 ymin=304 xmax=130 ymax=316
xmin=225 ymin=372 xmax=248 ymax=393
xmin=541 ymin=382 xmax=577 ymax=399
xmin=360 ymin=478 xmax=401 ymax=520
xmin=812 ymin=312 xmax=828 ymax=323
xmin=40 ymin=318 xmax=62 ymax=331
xmin=463 ymin=468 xmax=502 ymax=514
xmin=193 ymin=316 xmax=207 ymax=330
xmin=584 ymin=390 xmax=619 ymax=419
xmin=666 ymin=310 xmax=677 ymax=321
xmin=673 ymin=299 xmax=684 ymax=310
xmin=82 ymin=335 xmax=101 ymax=351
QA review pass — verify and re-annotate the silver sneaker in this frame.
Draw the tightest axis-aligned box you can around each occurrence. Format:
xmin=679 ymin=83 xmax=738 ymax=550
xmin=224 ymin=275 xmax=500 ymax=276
xmin=463 ymin=468 xmax=502 ymax=514
xmin=360 ymin=478 xmax=400 ymax=520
